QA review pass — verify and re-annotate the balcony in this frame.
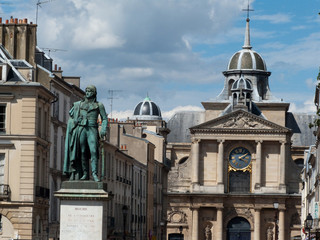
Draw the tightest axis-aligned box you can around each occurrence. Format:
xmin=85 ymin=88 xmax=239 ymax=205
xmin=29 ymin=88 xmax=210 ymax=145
xmin=35 ymin=186 xmax=50 ymax=199
xmin=0 ymin=184 xmax=10 ymax=199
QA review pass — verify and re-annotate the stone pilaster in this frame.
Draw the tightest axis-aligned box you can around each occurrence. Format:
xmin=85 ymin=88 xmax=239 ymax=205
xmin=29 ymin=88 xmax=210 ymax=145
xmin=255 ymin=140 xmax=262 ymax=189
xmin=216 ymin=208 xmax=223 ymax=240
xmin=254 ymin=209 xmax=260 ymax=240
xmin=191 ymin=138 xmax=200 ymax=188
xmin=217 ymin=139 xmax=225 ymax=185
xmin=280 ymin=141 xmax=286 ymax=188
xmin=279 ymin=209 xmax=285 ymax=240
xmin=191 ymin=207 xmax=199 ymax=240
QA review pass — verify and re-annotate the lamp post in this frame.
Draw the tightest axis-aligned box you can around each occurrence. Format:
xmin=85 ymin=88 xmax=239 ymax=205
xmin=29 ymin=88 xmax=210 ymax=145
xmin=274 ymin=202 xmax=279 ymax=240
xmin=305 ymin=213 xmax=313 ymax=240
xmin=122 ymin=205 xmax=128 ymax=240
xmin=179 ymin=226 xmax=183 ymax=240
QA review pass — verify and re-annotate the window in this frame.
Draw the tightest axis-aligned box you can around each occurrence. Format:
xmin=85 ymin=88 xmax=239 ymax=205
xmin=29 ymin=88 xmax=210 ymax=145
xmin=63 ymin=99 xmax=67 ymax=123
xmin=53 ymin=92 xmax=59 ymax=119
xmin=44 ymin=110 xmax=48 ymax=140
xmin=0 ymin=105 xmax=5 ymax=133
xmin=229 ymin=171 xmax=250 ymax=193
xmin=53 ymin=127 xmax=58 ymax=169
xmin=0 ymin=154 xmax=4 ymax=193
xmin=37 ymin=107 xmax=42 ymax=137
xmin=60 ymin=135 xmax=65 ymax=170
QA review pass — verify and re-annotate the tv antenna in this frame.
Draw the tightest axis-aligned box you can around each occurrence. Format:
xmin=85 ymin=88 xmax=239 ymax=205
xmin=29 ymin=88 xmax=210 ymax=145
xmin=36 ymin=0 xmax=56 ymax=24
xmin=41 ymin=47 xmax=67 ymax=57
xmin=107 ymin=89 xmax=122 ymax=118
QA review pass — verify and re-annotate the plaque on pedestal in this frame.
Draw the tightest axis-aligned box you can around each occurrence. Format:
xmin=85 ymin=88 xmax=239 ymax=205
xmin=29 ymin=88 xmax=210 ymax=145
xmin=55 ymin=181 xmax=111 ymax=240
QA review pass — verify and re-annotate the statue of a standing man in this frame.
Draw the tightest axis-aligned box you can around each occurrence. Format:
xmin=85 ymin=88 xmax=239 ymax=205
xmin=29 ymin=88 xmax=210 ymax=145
xmin=63 ymin=85 xmax=108 ymax=182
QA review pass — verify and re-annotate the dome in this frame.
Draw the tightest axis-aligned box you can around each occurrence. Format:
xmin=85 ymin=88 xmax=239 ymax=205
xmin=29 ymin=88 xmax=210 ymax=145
xmin=132 ymin=96 xmax=162 ymax=120
xmin=227 ymin=18 xmax=267 ymax=71
xmin=231 ymin=76 xmax=252 ymax=91
xmin=227 ymin=48 xmax=267 ymax=71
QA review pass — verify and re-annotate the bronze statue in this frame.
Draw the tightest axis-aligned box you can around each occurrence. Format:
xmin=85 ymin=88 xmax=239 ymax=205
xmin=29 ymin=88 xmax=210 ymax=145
xmin=63 ymin=85 xmax=108 ymax=182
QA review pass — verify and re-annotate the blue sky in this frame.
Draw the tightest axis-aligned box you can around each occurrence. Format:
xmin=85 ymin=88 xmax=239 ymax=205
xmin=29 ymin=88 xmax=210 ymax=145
xmin=3 ymin=0 xmax=320 ymax=119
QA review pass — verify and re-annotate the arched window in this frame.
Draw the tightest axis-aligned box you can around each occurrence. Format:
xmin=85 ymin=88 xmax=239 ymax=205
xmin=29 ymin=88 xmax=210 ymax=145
xmin=294 ymin=158 xmax=304 ymax=168
xmin=228 ymin=79 xmax=235 ymax=97
xmin=227 ymin=217 xmax=251 ymax=240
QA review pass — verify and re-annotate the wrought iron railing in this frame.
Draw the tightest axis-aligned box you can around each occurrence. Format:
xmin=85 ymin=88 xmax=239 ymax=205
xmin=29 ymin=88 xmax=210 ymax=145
xmin=0 ymin=184 xmax=10 ymax=199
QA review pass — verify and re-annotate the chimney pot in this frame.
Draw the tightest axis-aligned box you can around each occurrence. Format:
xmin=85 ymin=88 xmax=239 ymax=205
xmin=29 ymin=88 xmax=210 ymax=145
xmin=0 ymin=18 xmax=2 ymax=24
xmin=23 ymin=18 xmax=28 ymax=24
xmin=54 ymin=64 xmax=57 ymax=70
xmin=58 ymin=67 xmax=61 ymax=70
xmin=10 ymin=18 xmax=14 ymax=23
xmin=5 ymin=20 xmax=8 ymax=24
xmin=14 ymin=18 xmax=18 ymax=24
xmin=30 ymin=22 xmax=33 ymax=24
xmin=19 ymin=19 xmax=22 ymax=24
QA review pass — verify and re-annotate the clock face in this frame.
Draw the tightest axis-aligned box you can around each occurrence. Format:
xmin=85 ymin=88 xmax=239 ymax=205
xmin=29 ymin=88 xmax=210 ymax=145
xmin=229 ymin=147 xmax=252 ymax=169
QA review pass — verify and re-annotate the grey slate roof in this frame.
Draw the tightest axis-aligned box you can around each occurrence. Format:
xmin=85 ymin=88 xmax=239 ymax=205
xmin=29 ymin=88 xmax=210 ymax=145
xmin=167 ymin=111 xmax=316 ymax=147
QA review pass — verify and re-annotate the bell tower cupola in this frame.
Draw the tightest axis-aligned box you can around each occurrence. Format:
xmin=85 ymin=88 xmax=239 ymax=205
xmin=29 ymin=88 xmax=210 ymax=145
xmin=216 ymin=9 xmax=278 ymax=103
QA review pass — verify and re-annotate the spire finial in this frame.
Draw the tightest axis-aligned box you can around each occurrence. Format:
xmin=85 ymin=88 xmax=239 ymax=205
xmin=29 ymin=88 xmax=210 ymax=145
xmin=242 ymin=0 xmax=254 ymax=49
xmin=144 ymin=92 xmax=151 ymax=101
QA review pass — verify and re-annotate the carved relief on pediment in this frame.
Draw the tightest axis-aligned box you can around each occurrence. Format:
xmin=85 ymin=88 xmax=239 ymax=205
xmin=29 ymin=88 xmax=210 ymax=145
xmin=167 ymin=210 xmax=187 ymax=224
xmin=215 ymin=113 xmax=271 ymax=129
xmin=225 ymin=207 xmax=254 ymax=224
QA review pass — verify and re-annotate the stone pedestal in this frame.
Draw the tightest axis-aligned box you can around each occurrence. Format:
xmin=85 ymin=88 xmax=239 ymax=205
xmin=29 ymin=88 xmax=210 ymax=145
xmin=55 ymin=181 xmax=110 ymax=240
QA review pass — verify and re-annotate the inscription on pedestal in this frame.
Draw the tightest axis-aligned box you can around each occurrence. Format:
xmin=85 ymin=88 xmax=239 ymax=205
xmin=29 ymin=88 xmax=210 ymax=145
xmin=60 ymin=200 xmax=104 ymax=240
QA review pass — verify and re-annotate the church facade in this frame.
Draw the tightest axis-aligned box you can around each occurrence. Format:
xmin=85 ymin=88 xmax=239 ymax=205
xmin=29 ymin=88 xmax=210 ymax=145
xmin=166 ymin=17 xmax=302 ymax=240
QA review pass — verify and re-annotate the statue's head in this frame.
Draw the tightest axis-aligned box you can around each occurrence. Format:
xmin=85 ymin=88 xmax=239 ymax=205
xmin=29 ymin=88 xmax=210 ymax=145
xmin=85 ymin=85 xmax=97 ymax=100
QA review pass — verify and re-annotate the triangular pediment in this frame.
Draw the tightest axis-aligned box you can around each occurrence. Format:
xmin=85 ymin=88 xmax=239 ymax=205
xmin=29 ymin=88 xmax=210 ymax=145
xmin=190 ymin=110 xmax=290 ymax=133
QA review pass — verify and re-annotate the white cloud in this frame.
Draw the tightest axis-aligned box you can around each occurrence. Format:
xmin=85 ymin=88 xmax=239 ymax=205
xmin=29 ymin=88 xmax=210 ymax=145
xmin=289 ymin=99 xmax=316 ymax=114
xmin=182 ymin=36 xmax=192 ymax=50
xmin=8 ymin=0 xmax=317 ymax=116
xmin=306 ymin=78 xmax=316 ymax=88
xmin=119 ymin=68 xmax=154 ymax=79
xmin=264 ymin=32 xmax=320 ymax=70
xmin=254 ymin=13 xmax=292 ymax=24
xmin=110 ymin=110 xmax=133 ymax=120
xmin=162 ymin=105 xmax=203 ymax=120
xmin=291 ymin=25 xmax=307 ymax=31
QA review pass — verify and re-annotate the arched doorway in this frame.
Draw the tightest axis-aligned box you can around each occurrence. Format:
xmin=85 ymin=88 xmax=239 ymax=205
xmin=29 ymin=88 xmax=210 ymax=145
xmin=0 ymin=214 xmax=15 ymax=239
xmin=227 ymin=217 xmax=251 ymax=240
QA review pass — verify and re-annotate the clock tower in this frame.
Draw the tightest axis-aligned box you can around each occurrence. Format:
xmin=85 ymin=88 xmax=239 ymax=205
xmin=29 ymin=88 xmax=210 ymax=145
xmin=166 ymin=13 xmax=301 ymax=240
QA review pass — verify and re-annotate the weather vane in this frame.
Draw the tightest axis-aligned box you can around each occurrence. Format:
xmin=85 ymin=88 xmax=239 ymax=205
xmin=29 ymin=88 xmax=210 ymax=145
xmin=242 ymin=0 xmax=254 ymax=19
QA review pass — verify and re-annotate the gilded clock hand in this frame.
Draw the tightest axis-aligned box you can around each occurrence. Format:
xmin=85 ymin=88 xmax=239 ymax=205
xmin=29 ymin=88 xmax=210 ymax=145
xmin=238 ymin=153 xmax=248 ymax=160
